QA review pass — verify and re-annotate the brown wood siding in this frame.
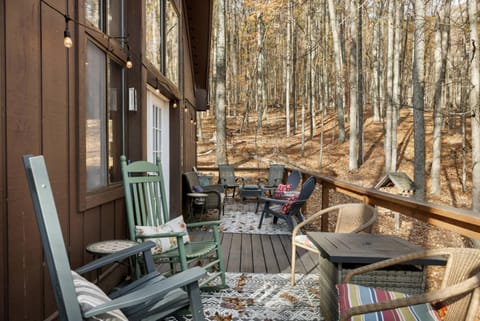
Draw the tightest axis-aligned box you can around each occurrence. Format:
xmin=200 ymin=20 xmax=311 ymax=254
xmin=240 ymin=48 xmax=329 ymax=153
xmin=0 ymin=0 xmax=5 ymax=318
xmin=6 ymin=0 xmax=43 ymax=319
xmin=1 ymin=0 xmax=209 ymax=319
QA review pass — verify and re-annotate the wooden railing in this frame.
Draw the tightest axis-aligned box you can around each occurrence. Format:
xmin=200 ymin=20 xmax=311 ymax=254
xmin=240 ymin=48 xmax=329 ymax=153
xmin=197 ymin=166 xmax=480 ymax=239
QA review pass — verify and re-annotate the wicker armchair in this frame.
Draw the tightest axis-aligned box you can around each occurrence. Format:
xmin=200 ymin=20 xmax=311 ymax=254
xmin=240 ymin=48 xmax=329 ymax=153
xmin=184 ymin=171 xmax=225 ymax=218
xmin=291 ymin=203 xmax=377 ymax=285
xmin=338 ymin=248 xmax=480 ymax=321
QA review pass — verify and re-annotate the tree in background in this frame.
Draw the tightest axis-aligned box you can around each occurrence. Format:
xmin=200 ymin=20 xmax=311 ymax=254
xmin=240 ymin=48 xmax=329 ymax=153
xmin=214 ymin=0 xmax=227 ymax=165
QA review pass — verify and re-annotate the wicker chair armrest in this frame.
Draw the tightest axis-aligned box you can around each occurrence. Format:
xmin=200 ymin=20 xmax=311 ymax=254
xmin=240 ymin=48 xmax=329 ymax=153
xmin=343 ymin=248 xmax=449 ymax=283
xmin=339 ymin=272 xmax=480 ymax=321
xmin=202 ymin=184 xmax=225 ymax=193
xmin=292 ymin=205 xmax=343 ymax=237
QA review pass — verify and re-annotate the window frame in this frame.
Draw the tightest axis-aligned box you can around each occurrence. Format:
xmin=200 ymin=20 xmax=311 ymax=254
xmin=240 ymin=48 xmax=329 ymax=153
xmin=145 ymin=0 xmax=180 ymax=87
xmin=78 ymin=0 xmax=129 ymax=211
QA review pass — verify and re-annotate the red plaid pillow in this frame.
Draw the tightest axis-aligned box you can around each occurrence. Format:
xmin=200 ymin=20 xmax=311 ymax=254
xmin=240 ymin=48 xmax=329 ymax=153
xmin=281 ymin=195 xmax=299 ymax=214
xmin=274 ymin=184 xmax=292 ymax=199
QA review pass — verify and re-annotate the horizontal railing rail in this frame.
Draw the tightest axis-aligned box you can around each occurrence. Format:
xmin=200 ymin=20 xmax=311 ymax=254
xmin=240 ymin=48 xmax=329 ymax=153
xmin=196 ymin=166 xmax=480 ymax=239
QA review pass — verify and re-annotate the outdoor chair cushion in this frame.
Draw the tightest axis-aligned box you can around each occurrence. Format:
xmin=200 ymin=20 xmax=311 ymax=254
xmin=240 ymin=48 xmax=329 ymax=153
xmin=71 ymin=271 xmax=128 ymax=321
xmin=274 ymin=183 xmax=292 ymax=199
xmin=136 ymin=216 xmax=191 ymax=255
xmin=337 ymin=283 xmax=442 ymax=321
xmin=281 ymin=195 xmax=299 ymax=214
xmin=293 ymin=234 xmax=317 ymax=251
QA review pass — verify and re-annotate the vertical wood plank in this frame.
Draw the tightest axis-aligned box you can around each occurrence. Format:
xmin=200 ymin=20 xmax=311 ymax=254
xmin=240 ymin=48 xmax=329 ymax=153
xmin=260 ymin=235 xmax=279 ymax=273
xmin=6 ymin=0 xmax=43 ymax=319
xmin=240 ymin=233 xmax=253 ymax=272
xmin=271 ymin=235 xmax=290 ymax=273
xmin=220 ymin=232 xmax=232 ymax=269
xmin=227 ymin=233 xmax=242 ymax=272
xmin=101 ymin=202 xmax=115 ymax=241
xmin=251 ymin=234 xmax=266 ymax=273
xmin=0 ymin=0 xmax=6 ymax=318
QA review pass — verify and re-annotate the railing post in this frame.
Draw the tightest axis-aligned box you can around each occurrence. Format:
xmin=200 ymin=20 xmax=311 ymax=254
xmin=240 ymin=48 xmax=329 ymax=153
xmin=321 ymin=183 xmax=330 ymax=231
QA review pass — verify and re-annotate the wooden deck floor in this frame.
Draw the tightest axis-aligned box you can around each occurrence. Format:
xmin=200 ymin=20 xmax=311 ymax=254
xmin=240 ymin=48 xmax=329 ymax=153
xmin=189 ymin=230 xmax=320 ymax=275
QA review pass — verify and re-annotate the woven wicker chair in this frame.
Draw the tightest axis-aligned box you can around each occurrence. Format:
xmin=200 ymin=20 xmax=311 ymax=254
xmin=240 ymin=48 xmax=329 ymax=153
xmin=338 ymin=247 xmax=480 ymax=321
xmin=290 ymin=203 xmax=377 ymax=285
xmin=183 ymin=171 xmax=225 ymax=218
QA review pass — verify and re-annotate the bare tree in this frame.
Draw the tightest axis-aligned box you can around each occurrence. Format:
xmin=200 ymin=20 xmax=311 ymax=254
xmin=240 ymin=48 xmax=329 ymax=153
xmin=327 ymin=0 xmax=346 ymax=143
xmin=413 ymin=0 xmax=426 ymax=200
xmin=349 ymin=0 xmax=359 ymax=171
xmin=215 ymin=0 xmax=227 ymax=165
xmin=431 ymin=0 xmax=451 ymax=196
xmin=468 ymin=0 xmax=480 ymax=215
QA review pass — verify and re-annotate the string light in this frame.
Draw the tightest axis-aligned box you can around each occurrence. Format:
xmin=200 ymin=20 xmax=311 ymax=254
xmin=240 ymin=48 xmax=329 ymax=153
xmin=184 ymin=105 xmax=188 ymax=113
xmin=125 ymin=43 xmax=133 ymax=69
xmin=172 ymin=102 xmax=177 ymax=109
xmin=155 ymin=78 xmax=160 ymax=94
xmin=126 ymin=54 xmax=133 ymax=69
xmin=64 ymin=15 xmax=73 ymax=48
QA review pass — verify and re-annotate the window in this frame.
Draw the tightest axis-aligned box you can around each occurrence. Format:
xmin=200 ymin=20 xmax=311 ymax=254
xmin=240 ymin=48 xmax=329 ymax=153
xmin=85 ymin=0 xmax=124 ymax=36
xmin=145 ymin=0 xmax=179 ymax=86
xmin=165 ymin=0 xmax=179 ymax=85
xmin=85 ymin=41 xmax=125 ymax=192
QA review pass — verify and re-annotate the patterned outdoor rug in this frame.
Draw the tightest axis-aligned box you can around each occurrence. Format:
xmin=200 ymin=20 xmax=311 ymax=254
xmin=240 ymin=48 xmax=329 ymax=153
xmin=165 ymin=272 xmax=323 ymax=321
xmin=219 ymin=200 xmax=291 ymax=235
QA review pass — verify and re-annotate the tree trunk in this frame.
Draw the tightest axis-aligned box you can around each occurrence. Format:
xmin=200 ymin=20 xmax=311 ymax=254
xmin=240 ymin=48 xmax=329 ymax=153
xmin=285 ymin=1 xmax=292 ymax=137
xmin=385 ymin=0 xmax=394 ymax=173
xmin=431 ymin=1 xmax=451 ymax=196
xmin=468 ymin=0 xmax=480 ymax=215
xmin=413 ymin=0 xmax=426 ymax=201
xmin=215 ymin=0 xmax=227 ymax=165
xmin=349 ymin=0 xmax=359 ymax=171
xmin=327 ymin=0 xmax=346 ymax=143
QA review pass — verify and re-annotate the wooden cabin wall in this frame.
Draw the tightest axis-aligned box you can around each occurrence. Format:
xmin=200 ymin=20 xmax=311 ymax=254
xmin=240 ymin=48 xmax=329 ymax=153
xmin=0 ymin=0 xmax=6 ymax=319
xmin=1 ymin=0 xmax=210 ymax=319
xmin=2 ymin=1 xmax=128 ymax=320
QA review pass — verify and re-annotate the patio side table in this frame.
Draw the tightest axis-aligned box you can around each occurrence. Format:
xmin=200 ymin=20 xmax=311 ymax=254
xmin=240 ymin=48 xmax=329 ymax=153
xmin=187 ymin=192 xmax=209 ymax=217
xmin=307 ymin=232 xmax=446 ymax=321
xmin=86 ymin=239 xmax=140 ymax=282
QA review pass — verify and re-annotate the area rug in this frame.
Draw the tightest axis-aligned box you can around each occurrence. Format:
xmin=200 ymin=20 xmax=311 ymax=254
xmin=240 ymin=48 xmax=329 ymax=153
xmin=165 ymin=272 xmax=323 ymax=321
xmin=219 ymin=201 xmax=291 ymax=235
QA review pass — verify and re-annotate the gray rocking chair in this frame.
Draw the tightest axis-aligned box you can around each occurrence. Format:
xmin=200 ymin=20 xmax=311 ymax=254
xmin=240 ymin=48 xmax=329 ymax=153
xmin=23 ymin=154 xmax=206 ymax=321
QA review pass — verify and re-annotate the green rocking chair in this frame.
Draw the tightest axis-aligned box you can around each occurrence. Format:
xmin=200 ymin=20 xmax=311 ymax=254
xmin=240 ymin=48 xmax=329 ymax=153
xmin=120 ymin=156 xmax=227 ymax=290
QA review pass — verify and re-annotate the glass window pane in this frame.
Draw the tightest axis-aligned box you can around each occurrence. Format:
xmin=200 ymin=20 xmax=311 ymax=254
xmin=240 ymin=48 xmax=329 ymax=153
xmin=145 ymin=0 xmax=162 ymax=71
xmin=85 ymin=0 xmax=104 ymax=30
xmin=165 ymin=0 xmax=179 ymax=85
xmin=86 ymin=41 xmax=107 ymax=191
xmin=107 ymin=0 xmax=123 ymax=36
xmin=107 ymin=59 xmax=124 ymax=184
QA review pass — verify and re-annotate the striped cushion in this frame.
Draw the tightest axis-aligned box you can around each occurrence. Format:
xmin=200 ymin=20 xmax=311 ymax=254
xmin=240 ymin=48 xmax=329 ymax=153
xmin=71 ymin=271 xmax=128 ymax=321
xmin=337 ymin=283 xmax=441 ymax=321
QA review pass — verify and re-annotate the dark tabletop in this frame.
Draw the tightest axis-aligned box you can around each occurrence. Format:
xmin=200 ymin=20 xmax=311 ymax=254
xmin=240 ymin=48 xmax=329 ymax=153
xmin=307 ymin=232 xmax=446 ymax=266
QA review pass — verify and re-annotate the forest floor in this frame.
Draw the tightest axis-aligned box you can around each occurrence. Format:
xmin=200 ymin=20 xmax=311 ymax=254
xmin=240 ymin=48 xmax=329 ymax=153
xmin=197 ymin=106 xmax=477 ymax=294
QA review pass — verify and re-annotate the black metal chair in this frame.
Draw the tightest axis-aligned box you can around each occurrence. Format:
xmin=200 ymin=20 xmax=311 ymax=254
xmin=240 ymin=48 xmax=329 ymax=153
xmin=258 ymin=176 xmax=317 ymax=231
xmin=23 ymin=154 xmax=206 ymax=321
xmin=184 ymin=171 xmax=225 ymax=218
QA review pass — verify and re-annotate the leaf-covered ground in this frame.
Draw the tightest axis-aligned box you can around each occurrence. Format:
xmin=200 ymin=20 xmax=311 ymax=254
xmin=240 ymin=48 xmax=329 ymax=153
xmin=197 ymin=107 xmax=477 ymax=294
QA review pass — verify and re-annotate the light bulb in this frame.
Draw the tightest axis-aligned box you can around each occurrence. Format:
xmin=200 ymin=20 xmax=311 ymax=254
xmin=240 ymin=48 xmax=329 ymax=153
xmin=64 ymin=30 xmax=73 ymax=48
xmin=184 ymin=107 xmax=188 ymax=113
xmin=172 ymin=102 xmax=177 ymax=109
xmin=126 ymin=56 xmax=133 ymax=69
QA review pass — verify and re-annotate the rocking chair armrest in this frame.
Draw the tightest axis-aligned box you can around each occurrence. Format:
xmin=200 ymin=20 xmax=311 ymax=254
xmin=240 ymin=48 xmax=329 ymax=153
xmin=83 ymin=266 xmax=207 ymax=318
xmin=75 ymin=241 xmax=156 ymax=274
xmin=136 ymin=231 xmax=187 ymax=239
xmin=187 ymin=220 xmax=221 ymax=228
